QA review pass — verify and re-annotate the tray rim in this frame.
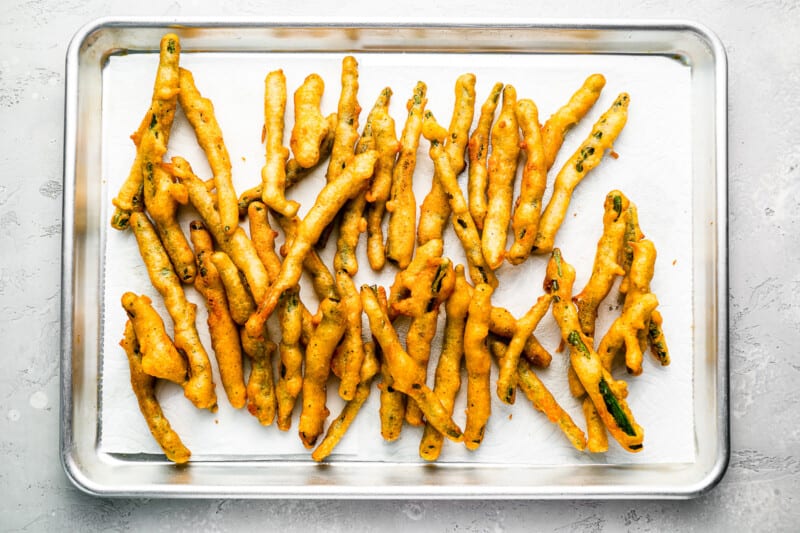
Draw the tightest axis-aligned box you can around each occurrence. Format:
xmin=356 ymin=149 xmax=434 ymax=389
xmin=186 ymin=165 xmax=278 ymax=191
xmin=60 ymin=16 xmax=729 ymax=499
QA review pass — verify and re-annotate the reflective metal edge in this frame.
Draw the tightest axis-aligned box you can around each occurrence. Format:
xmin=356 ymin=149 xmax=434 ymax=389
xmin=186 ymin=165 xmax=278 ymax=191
xmin=61 ymin=16 xmax=729 ymax=499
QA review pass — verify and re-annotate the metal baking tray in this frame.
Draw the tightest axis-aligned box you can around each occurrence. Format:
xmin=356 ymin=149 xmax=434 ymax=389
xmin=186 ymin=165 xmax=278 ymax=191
xmin=61 ymin=17 xmax=728 ymax=498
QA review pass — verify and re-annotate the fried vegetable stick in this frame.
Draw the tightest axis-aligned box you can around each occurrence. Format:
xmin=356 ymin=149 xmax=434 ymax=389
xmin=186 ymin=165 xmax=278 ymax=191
xmin=124 ymin=36 xmax=194 ymax=281
xmin=385 ymin=82 xmax=427 ymax=268
xmin=545 ymin=249 xmax=644 ymax=452
xmin=334 ymin=270 xmax=365 ymax=402
xmin=248 ymin=203 xmax=314 ymax=347
xmin=541 ymin=74 xmax=606 ymax=170
xmin=463 ymin=283 xmax=494 ymax=450
xmin=335 ymin=88 xmax=389 ymax=276
xmin=210 ymin=251 xmax=255 ymax=326
xmin=298 ymin=297 xmax=347 ymax=448
xmin=363 ymin=88 xmax=400 ymax=271
xmin=260 ymin=69 xmax=300 ymax=218
xmin=482 ymin=84 xmax=521 ymax=269
xmin=326 ymin=56 xmax=361 ymax=183
xmin=247 ymin=201 xmax=283 ymax=282
xmin=245 ymin=150 xmax=378 ymax=335
xmin=361 ymin=285 xmax=463 ymax=442
xmin=421 ymin=111 xmax=498 ymax=288
xmin=169 ymin=157 xmax=269 ymax=304
xmin=507 ymin=99 xmax=547 ymax=265
xmin=488 ymin=307 xmax=552 ymax=368
xmin=468 ymin=82 xmax=503 ymax=231
xmin=129 ymin=211 xmax=217 ymax=411
xmin=378 ymin=353 xmax=406 ymax=441
xmin=495 ymin=294 xmax=552 ymax=405
xmin=532 ymin=93 xmax=630 ymax=254
xmin=273 ymin=212 xmax=338 ymax=302
xmin=418 ymin=73 xmax=476 ymax=245
xmin=573 ymin=191 xmax=630 ymax=338
xmin=290 ymin=73 xmax=329 ymax=168
xmin=491 ymin=338 xmax=586 ymax=448
xmin=387 ymin=238 xmax=445 ymax=318
xmin=648 ymin=310 xmax=670 ymax=367
xmin=111 ymin=34 xmax=181 ymax=231
xmin=599 ymin=293 xmax=659 ymax=375
xmin=404 ymin=259 xmax=455 ymax=426
xmin=419 ymin=264 xmax=472 ymax=461
xmin=121 ymin=292 xmax=187 ymax=384
xmin=189 ymin=221 xmax=246 ymax=409
xmin=119 ymin=321 xmax=191 ymax=464
xmin=618 ymin=204 xmax=644 ymax=301
xmin=490 ymin=340 xmax=586 ymax=451
xmin=237 ymin=113 xmax=337 ymax=217
xmin=371 ymin=286 xmax=407 ymax=441
xmin=140 ymin=134 xmax=197 ymax=284
xmin=275 ymin=289 xmax=303 ymax=430
xmin=178 ymin=68 xmax=238 ymax=234
xmin=241 ymin=327 xmax=277 ymax=426
xmin=622 ymin=239 xmax=670 ymax=369
xmin=312 ymin=342 xmax=379 ymax=462
xmin=582 ymin=396 xmax=608 ymax=453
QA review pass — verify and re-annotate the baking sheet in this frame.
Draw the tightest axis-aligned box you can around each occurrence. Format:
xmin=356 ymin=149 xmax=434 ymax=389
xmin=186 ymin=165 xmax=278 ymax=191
xmin=99 ymin=50 xmax=694 ymax=465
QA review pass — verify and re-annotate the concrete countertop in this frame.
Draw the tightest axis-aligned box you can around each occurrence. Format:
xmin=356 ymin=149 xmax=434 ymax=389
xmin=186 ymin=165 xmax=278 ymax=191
xmin=1 ymin=0 xmax=797 ymax=531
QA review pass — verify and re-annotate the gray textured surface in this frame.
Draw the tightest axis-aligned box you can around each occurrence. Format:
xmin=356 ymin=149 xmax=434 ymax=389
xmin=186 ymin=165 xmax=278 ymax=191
xmin=1 ymin=0 xmax=797 ymax=531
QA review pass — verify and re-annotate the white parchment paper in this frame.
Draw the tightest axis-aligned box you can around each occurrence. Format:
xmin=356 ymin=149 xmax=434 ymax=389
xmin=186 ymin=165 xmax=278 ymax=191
xmin=100 ymin=51 xmax=693 ymax=464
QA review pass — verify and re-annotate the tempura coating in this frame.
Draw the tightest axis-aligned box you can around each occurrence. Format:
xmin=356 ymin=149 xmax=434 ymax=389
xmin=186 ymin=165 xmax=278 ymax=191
xmin=582 ymin=396 xmax=608 ymax=453
xmin=468 ymin=82 xmax=503 ymax=231
xmin=290 ymin=73 xmax=329 ymax=168
xmin=488 ymin=306 xmax=552 ymax=368
xmin=385 ymin=82 xmax=427 ymax=268
xmin=237 ymin=113 xmax=337 ymax=217
xmin=275 ymin=289 xmax=303 ymax=430
xmin=599 ymin=292 xmax=659 ymax=375
xmin=495 ymin=293 xmax=552 ymax=405
xmin=119 ymin=321 xmax=191 ymax=463
xmin=532 ymin=93 xmax=630 ymax=254
xmin=178 ymin=67 xmax=239 ymax=234
xmin=363 ymin=88 xmax=401 ymax=271
xmin=421 ymin=111 xmax=498 ymax=288
xmin=245 ymin=150 xmax=378 ymax=335
xmin=121 ymin=292 xmax=187 ymax=385
xmin=298 ymin=297 xmax=347 ymax=448
xmin=482 ymin=84 xmax=521 ymax=269
xmin=515 ymin=352 xmax=587 ymax=452
xmin=621 ymin=239 xmax=670 ymax=371
xmin=247 ymin=201 xmax=283 ymax=282
xmin=326 ymin=56 xmax=361 ymax=184
xmin=507 ymin=98 xmax=547 ymax=265
xmin=541 ymin=74 xmax=606 ymax=170
xmin=419 ymin=264 xmax=472 ymax=461
xmin=189 ymin=221 xmax=246 ymax=409
xmin=210 ymin=251 xmax=255 ymax=326
xmin=618 ymin=203 xmax=644 ymax=300
xmin=312 ymin=342 xmax=379 ymax=462
xmin=129 ymin=212 xmax=217 ymax=411
xmin=573 ymin=191 xmax=630 ymax=338
xmin=260 ymin=69 xmax=300 ymax=218
xmin=418 ymin=73 xmax=476 ymax=245
xmin=111 ymin=34 xmax=181 ymax=231
xmin=463 ymin=283 xmax=494 ymax=450
xmin=334 ymin=91 xmax=386 ymax=276
xmin=544 ymin=249 xmax=644 ymax=452
xmin=241 ymin=327 xmax=277 ymax=426
xmin=334 ymin=270 xmax=366 ymax=402
xmin=403 ymin=259 xmax=454 ymax=426
xmin=168 ymin=157 xmax=269 ymax=305
xmin=361 ymin=285 xmax=463 ymax=442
